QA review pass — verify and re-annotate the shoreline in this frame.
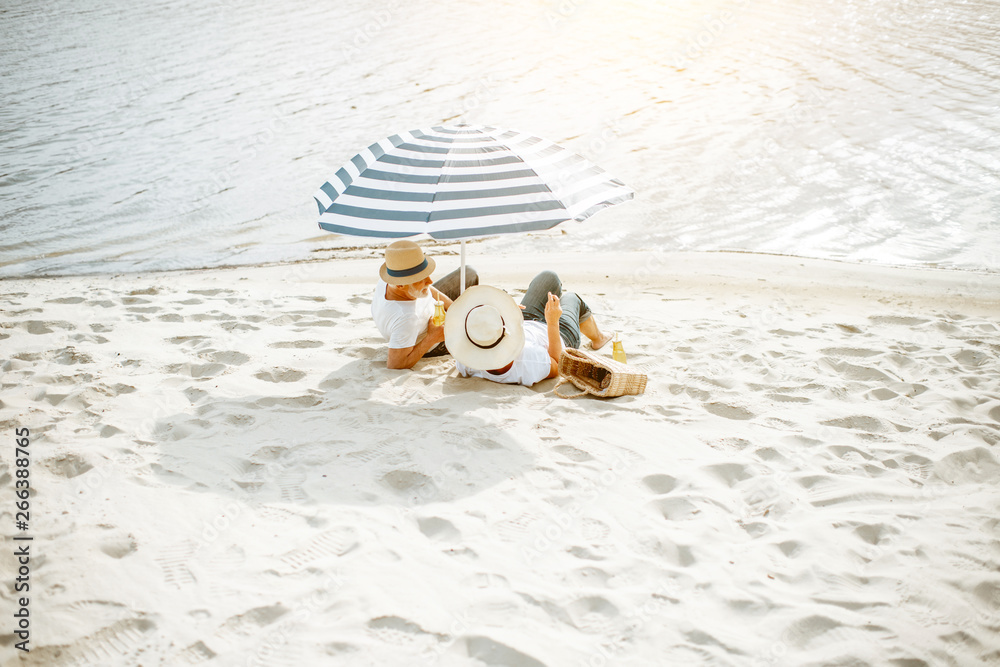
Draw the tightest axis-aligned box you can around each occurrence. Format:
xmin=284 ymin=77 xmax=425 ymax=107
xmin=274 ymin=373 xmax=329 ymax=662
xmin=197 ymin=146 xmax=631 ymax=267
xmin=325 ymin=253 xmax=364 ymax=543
xmin=4 ymin=250 xmax=998 ymax=320
xmin=5 ymin=246 xmax=1000 ymax=284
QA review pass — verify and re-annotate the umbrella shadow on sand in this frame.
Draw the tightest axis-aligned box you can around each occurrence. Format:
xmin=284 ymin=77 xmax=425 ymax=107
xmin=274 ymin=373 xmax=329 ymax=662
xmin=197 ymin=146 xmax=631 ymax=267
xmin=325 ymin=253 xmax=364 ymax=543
xmin=147 ymin=355 xmax=539 ymax=509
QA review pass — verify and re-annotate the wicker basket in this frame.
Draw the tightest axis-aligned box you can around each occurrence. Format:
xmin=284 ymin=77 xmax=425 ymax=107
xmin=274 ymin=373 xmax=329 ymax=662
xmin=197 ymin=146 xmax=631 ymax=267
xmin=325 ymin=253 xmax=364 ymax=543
xmin=553 ymin=348 xmax=647 ymax=398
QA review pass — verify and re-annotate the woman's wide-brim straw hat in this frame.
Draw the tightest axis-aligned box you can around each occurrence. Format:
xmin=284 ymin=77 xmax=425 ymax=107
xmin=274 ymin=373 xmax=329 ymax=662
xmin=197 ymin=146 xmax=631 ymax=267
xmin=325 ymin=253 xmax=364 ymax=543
xmin=445 ymin=285 xmax=525 ymax=371
xmin=379 ymin=240 xmax=436 ymax=285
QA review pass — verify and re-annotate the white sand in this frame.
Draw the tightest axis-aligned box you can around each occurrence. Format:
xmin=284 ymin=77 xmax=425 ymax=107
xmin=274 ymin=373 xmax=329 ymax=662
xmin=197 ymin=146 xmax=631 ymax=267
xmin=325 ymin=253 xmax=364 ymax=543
xmin=2 ymin=251 xmax=999 ymax=666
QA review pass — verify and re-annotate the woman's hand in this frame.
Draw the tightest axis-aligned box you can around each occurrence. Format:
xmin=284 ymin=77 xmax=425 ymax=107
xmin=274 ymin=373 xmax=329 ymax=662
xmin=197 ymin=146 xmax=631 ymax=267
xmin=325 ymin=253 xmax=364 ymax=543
xmin=544 ymin=292 xmax=562 ymax=324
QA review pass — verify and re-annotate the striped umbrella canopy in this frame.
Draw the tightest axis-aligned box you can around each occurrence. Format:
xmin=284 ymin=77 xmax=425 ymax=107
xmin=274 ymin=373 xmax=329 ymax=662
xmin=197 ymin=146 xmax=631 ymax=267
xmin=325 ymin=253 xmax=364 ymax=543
xmin=313 ymin=124 xmax=634 ymax=241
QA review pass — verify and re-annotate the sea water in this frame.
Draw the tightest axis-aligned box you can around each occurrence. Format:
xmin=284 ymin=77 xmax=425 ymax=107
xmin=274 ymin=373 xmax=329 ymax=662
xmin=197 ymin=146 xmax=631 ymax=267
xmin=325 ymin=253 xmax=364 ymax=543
xmin=1 ymin=0 xmax=998 ymax=278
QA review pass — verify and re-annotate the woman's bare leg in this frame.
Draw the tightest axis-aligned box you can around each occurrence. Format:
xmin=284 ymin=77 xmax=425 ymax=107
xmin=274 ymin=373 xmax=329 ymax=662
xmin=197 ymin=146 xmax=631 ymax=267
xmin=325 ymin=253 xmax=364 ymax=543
xmin=581 ymin=314 xmax=613 ymax=350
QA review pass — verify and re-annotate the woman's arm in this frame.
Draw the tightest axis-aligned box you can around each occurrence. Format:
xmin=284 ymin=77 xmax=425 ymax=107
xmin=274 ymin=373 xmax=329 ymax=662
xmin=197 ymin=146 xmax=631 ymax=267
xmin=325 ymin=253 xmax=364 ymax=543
xmin=429 ymin=286 xmax=453 ymax=309
xmin=544 ymin=293 xmax=563 ymax=378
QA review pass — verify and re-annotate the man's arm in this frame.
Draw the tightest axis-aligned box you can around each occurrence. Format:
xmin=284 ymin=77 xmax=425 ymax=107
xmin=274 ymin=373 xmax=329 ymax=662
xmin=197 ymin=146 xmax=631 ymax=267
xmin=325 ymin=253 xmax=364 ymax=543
xmin=543 ymin=293 xmax=563 ymax=379
xmin=386 ymin=318 xmax=444 ymax=370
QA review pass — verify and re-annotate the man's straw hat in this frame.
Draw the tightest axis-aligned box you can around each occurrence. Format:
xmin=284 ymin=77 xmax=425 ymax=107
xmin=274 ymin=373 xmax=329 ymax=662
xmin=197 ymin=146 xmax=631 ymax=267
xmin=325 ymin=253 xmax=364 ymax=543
xmin=379 ymin=240 xmax=436 ymax=285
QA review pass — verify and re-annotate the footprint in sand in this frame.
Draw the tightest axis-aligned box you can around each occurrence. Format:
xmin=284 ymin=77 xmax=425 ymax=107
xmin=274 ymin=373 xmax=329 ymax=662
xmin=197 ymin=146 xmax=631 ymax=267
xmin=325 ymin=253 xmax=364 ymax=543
xmin=367 ymin=616 xmax=448 ymax=646
xmin=853 ymin=522 xmax=901 ymax=546
xmin=307 ymin=307 xmax=348 ymax=319
xmin=829 ymin=445 xmax=873 ymax=462
xmin=381 ymin=469 xmax=433 ymax=493
xmin=269 ymin=340 xmax=324 ymax=349
xmin=704 ymin=402 xmax=755 ymax=421
xmin=212 ymin=604 xmax=290 ymax=644
xmin=51 ymin=346 xmax=94 ymax=365
xmin=869 ymin=315 xmax=930 ymax=327
xmin=552 ymin=445 xmax=594 ymax=462
xmin=188 ymin=289 xmax=234 ymax=297
xmin=254 ymin=395 xmax=323 ymax=409
xmin=207 ymin=351 xmax=250 ymax=365
xmin=274 ymin=473 xmax=309 ymax=503
xmin=649 ymin=497 xmax=701 ymax=522
xmin=254 ymin=367 xmax=306 ymax=383
xmin=819 ymin=357 xmax=895 ymax=382
xmin=566 ymin=596 xmax=620 ymax=633
xmin=868 ymin=387 xmax=898 ymax=401
xmin=87 ymin=299 xmax=117 ymax=308
xmin=99 ymin=528 xmax=139 ymax=559
xmin=776 ymin=540 xmax=806 ymax=558
xmin=344 ymin=345 xmax=380 ymax=360
xmin=268 ymin=314 xmax=303 ymax=326
xmin=781 ymin=614 xmax=844 ymax=650
xmin=189 ymin=311 xmax=234 ymax=322
xmin=820 ymin=346 xmax=883 ymax=358
xmin=170 ymin=641 xmax=217 ymax=664
xmin=450 ymin=636 xmax=547 ymax=666
xmin=767 ymin=392 xmax=811 ymax=403
xmin=224 ymin=413 xmax=256 ymax=426
xmin=69 ymin=332 xmax=109 ymax=345
xmin=165 ymin=362 xmax=227 ymax=379
xmin=641 ymin=474 xmax=678 ymax=494
xmin=221 ymin=321 xmax=259 ymax=334
xmin=570 ymin=566 xmax=612 ymax=586
xmin=821 ymin=415 xmax=888 ymax=433
xmin=492 ymin=511 xmax=542 ymax=542
xmin=153 ymin=541 xmax=198 ymax=588
xmin=580 ymin=518 xmax=612 ymax=542
xmin=703 ymin=463 xmax=753 ymax=488
xmin=167 ymin=335 xmax=212 ymax=349
xmin=532 ymin=418 xmax=560 ymax=441
xmin=278 ymin=529 xmax=358 ymax=572
xmin=25 ymin=617 xmax=158 ymax=666
xmin=121 ymin=296 xmax=153 ymax=307
xmin=41 ymin=453 xmax=94 ymax=478
xmin=417 ymin=516 xmax=461 ymax=542
xmin=21 ymin=320 xmax=76 ymax=334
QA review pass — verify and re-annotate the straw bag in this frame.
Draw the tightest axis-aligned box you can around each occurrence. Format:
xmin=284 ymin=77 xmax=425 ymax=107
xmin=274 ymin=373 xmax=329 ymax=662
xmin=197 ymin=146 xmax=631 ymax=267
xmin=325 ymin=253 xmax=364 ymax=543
xmin=553 ymin=348 xmax=647 ymax=398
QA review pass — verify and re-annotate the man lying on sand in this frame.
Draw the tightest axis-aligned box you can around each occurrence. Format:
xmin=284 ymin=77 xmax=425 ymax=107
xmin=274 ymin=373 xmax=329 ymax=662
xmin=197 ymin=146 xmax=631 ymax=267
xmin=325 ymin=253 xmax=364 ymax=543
xmin=445 ymin=271 xmax=612 ymax=386
xmin=372 ymin=240 xmax=478 ymax=369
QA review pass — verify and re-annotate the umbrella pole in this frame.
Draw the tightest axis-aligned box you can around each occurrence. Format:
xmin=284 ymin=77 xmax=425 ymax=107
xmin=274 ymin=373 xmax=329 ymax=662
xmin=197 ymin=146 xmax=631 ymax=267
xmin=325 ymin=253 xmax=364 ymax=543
xmin=460 ymin=240 xmax=467 ymax=295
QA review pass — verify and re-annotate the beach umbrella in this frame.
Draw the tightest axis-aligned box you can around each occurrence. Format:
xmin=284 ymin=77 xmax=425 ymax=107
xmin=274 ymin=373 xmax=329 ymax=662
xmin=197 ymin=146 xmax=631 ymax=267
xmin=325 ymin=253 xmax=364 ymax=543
xmin=313 ymin=123 xmax=633 ymax=292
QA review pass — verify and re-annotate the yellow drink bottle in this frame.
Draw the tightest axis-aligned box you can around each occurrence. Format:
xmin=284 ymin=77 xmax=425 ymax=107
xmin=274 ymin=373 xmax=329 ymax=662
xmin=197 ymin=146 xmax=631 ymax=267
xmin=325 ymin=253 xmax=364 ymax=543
xmin=432 ymin=300 xmax=446 ymax=326
xmin=612 ymin=333 xmax=627 ymax=364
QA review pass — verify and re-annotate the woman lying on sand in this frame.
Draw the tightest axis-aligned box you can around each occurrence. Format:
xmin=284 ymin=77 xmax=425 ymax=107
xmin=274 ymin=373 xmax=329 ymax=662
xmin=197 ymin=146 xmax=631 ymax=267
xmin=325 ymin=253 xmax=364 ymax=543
xmin=446 ymin=270 xmax=612 ymax=387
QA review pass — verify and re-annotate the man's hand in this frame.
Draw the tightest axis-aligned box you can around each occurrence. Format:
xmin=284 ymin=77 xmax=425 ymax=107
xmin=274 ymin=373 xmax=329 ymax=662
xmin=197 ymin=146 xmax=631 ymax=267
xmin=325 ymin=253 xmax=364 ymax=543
xmin=544 ymin=292 xmax=562 ymax=324
xmin=426 ymin=315 xmax=445 ymax=345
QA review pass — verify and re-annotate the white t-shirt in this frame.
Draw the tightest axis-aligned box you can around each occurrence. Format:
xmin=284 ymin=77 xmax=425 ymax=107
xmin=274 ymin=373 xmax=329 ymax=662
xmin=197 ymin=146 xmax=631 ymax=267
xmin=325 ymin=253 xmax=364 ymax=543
xmin=371 ymin=279 xmax=436 ymax=349
xmin=456 ymin=321 xmax=552 ymax=387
